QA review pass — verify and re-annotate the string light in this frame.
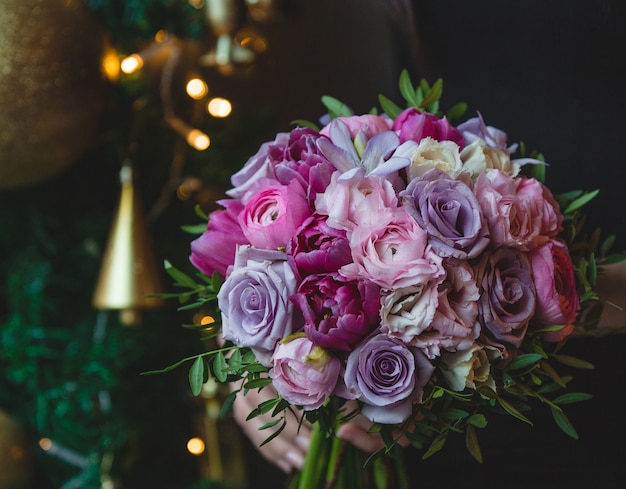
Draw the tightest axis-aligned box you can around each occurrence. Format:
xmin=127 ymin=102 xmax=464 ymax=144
xmin=120 ymin=54 xmax=143 ymax=74
xmin=186 ymin=78 xmax=209 ymax=99
xmin=201 ymin=315 xmax=215 ymax=325
xmin=101 ymin=49 xmax=120 ymax=81
xmin=186 ymin=437 xmax=206 ymax=455
xmin=165 ymin=116 xmax=210 ymax=151
xmin=207 ymin=97 xmax=232 ymax=118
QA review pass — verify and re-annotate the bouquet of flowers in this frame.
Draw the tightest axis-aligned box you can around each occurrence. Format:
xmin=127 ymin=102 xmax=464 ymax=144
xmin=162 ymin=72 xmax=612 ymax=488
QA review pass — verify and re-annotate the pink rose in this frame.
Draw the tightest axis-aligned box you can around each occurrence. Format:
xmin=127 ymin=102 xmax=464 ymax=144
xmin=269 ymin=335 xmax=341 ymax=410
xmin=190 ymin=199 xmax=249 ymax=278
xmin=530 ymin=239 xmax=579 ymax=342
xmin=474 ymin=170 xmax=563 ymax=250
xmin=238 ymin=179 xmax=311 ymax=250
xmin=340 ymin=206 xmax=445 ymax=290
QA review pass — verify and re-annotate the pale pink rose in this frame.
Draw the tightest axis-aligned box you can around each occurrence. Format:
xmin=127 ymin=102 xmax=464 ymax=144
xmin=530 ymin=239 xmax=579 ymax=342
xmin=315 ymin=172 xmax=398 ymax=232
xmin=340 ymin=206 xmax=445 ymax=290
xmin=474 ymin=170 xmax=563 ymax=250
xmin=401 ymin=137 xmax=464 ymax=181
xmin=238 ymin=178 xmax=311 ymax=250
xmin=269 ymin=335 xmax=341 ymax=410
xmin=320 ymin=114 xmax=392 ymax=139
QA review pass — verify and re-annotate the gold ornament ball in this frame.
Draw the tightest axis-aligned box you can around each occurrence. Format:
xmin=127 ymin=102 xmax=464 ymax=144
xmin=0 ymin=0 xmax=109 ymax=190
xmin=0 ymin=410 xmax=31 ymax=489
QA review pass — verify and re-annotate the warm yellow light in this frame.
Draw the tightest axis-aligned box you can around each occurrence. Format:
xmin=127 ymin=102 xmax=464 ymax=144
xmin=186 ymin=437 xmax=206 ymax=455
xmin=188 ymin=0 xmax=204 ymax=8
xmin=120 ymin=54 xmax=143 ymax=74
xmin=186 ymin=78 xmax=209 ymax=99
xmin=101 ymin=50 xmax=120 ymax=81
xmin=154 ymin=30 xmax=169 ymax=43
xmin=207 ymin=97 xmax=232 ymax=118
xmin=201 ymin=315 xmax=215 ymax=325
xmin=187 ymin=130 xmax=210 ymax=150
xmin=39 ymin=438 xmax=52 ymax=451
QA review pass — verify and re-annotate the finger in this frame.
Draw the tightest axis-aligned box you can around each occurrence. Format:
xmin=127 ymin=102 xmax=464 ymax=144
xmin=336 ymin=423 xmax=385 ymax=453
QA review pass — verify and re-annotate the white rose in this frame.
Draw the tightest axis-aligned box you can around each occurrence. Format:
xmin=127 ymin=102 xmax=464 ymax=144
xmin=399 ymin=137 xmax=463 ymax=180
xmin=381 ymin=282 xmax=439 ymax=344
xmin=440 ymin=343 xmax=500 ymax=392
xmin=460 ymin=140 xmax=520 ymax=177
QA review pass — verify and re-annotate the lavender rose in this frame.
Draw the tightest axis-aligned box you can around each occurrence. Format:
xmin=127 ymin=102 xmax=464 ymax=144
xmin=342 ymin=333 xmax=434 ymax=424
xmin=190 ymin=199 xmax=248 ymax=278
xmin=402 ymin=170 xmax=489 ymax=260
xmin=529 ymin=239 xmax=579 ymax=342
xmin=476 ymin=247 xmax=536 ymax=355
xmin=218 ymin=246 xmax=302 ymax=366
xmin=291 ymin=273 xmax=380 ymax=352
xmin=269 ymin=334 xmax=341 ymax=410
xmin=238 ymin=178 xmax=311 ymax=250
xmin=286 ymin=213 xmax=352 ymax=279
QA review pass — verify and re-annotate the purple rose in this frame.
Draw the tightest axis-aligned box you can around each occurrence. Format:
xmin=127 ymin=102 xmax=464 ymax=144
xmin=218 ymin=246 xmax=302 ymax=366
xmin=392 ymin=108 xmax=464 ymax=147
xmin=238 ymin=179 xmax=312 ymax=250
xmin=402 ymin=170 xmax=489 ymax=260
xmin=269 ymin=335 xmax=341 ymax=410
xmin=291 ymin=273 xmax=380 ymax=352
xmin=189 ymin=199 xmax=249 ymax=278
xmin=342 ymin=333 xmax=434 ymax=424
xmin=286 ymin=213 xmax=352 ymax=279
xmin=476 ymin=247 xmax=536 ymax=355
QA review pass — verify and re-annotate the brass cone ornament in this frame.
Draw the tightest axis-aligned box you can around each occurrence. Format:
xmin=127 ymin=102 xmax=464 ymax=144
xmin=92 ymin=162 xmax=165 ymax=325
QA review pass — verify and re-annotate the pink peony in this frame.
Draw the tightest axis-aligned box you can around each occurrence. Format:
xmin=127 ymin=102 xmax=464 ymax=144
xmin=392 ymin=108 xmax=464 ymax=147
xmin=238 ymin=178 xmax=311 ymax=250
xmin=530 ymin=239 xmax=579 ymax=342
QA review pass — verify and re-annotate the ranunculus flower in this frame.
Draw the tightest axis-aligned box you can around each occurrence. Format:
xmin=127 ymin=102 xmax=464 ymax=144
xmin=218 ymin=246 xmax=302 ymax=366
xmin=190 ymin=199 xmax=248 ymax=278
xmin=419 ymin=260 xmax=481 ymax=358
xmin=342 ymin=333 xmax=434 ymax=424
xmin=476 ymin=247 xmax=536 ymax=355
xmin=315 ymin=172 xmax=398 ymax=232
xmin=440 ymin=343 xmax=500 ymax=392
xmin=474 ymin=169 xmax=563 ymax=250
xmin=291 ymin=273 xmax=380 ymax=352
xmin=530 ymin=239 xmax=579 ymax=342
xmin=269 ymin=335 xmax=341 ymax=410
xmin=402 ymin=170 xmax=489 ymax=260
xmin=380 ymin=282 xmax=440 ymax=348
xmin=227 ymin=128 xmax=334 ymax=201
xmin=392 ymin=108 xmax=464 ymax=147
xmin=238 ymin=178 xmax=311 ymax=250
xmin=341 ymin=206 xmax=445 ymax=290
xmin=286 ymin=213 xmax=352 ymax=279
xmin=398 ymin=137 xmax=464 ymax=181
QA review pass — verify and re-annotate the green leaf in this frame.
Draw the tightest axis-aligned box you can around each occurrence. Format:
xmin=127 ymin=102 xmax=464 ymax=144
xmin=194 ymin=204 xmax=209 ymax=220
xmin=291 ymin=119 xmax=320 ymax=131
xmin=422 ymin=432 xmax=447 ymax=460
xmin=243 ymin=377 xmax=273 ymax=390
xmin=181 ymin=223 xmax=208 ymax=234
xmin=446 ymin=101 xmax=467 ymax=121
xmin=321 ymin=95 xmax=353 ymax=119
xmin=164 ymin=260 xmax=198 ymax=289
xmin=552 ymin=392 xmax=593 ymax=405
xmin=465 ymin=424 xmax=483 ymax=464
xmin=220 ymin=390 xmax=238 ymax=419
xmin=551 ymin=407 xmax=579 ymax=439
xmin=189 ymin=357 xmax=206 ymax=396
xmin=468 ymin=414 xmax=488 ymax=428
xmin=378 ymin=94 xmax=403 ymax=119
xmin=551 ymin=353 xmax=595 ymax=369
xmin=497 ymin=398 xmax=533 ymax=425
xmin=505 ymin=353 xmax=543 ymax=372
xmin=259 ymin=418 xmax=283 ymax=431
xmin=420 ymin=78 xmax=443 ymax=110
xmin=213 ymin=352 xmax=227 ymax=382
xmin=399 ymin=70 xmax=418 ymax=107
xmin=211 ymin=271 xmax=223 ymax=292
xmin=539 ymin=360 xmax=567 ymax=389
xmin=441 ymin=408 xmax=469 ymax=421
xmin=259 ymin=421 xmax=286 ymax=447
xmin=564 ymin=189 xmax=599 ymax=214
xmin=228 ymin=348 xmax=242 ymax=373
